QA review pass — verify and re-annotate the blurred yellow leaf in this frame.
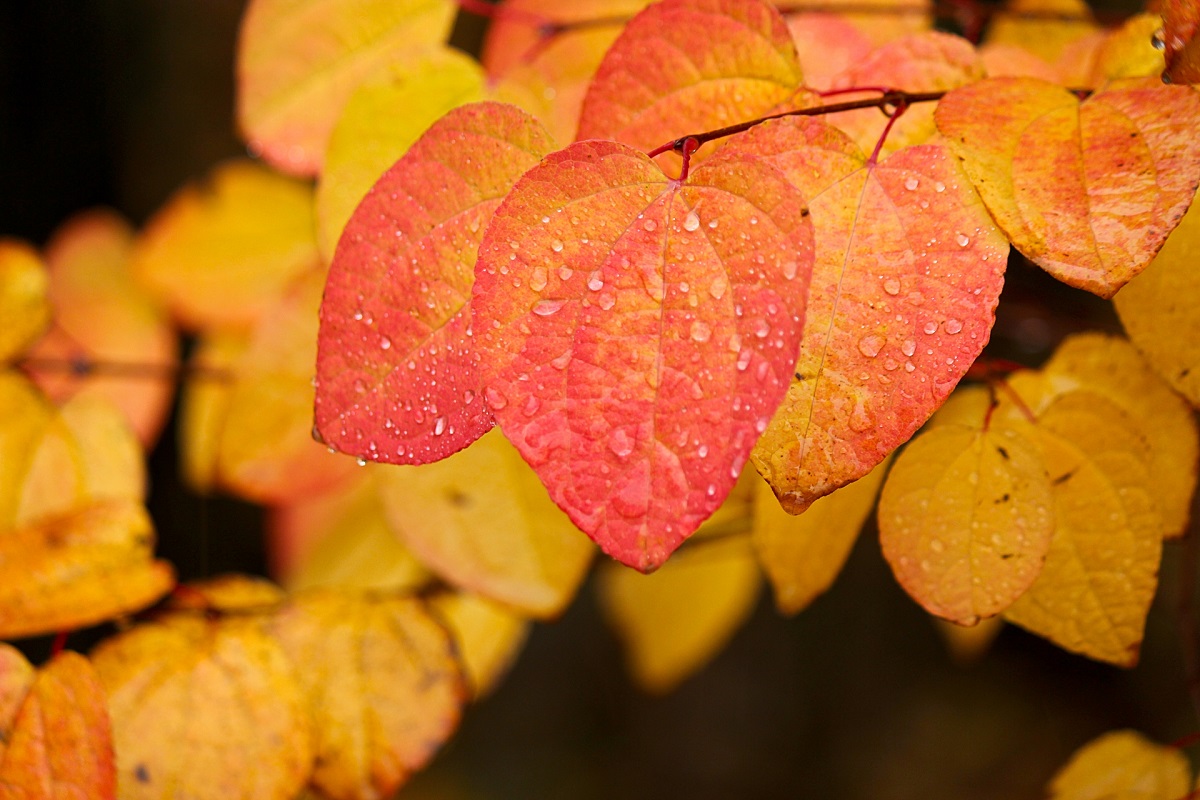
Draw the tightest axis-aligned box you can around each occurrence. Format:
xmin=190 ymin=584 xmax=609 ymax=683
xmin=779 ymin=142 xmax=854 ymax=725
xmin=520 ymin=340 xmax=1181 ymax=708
xmin=878 ymin=390 xmax=1054 ymax=626
xmin=237 ymin=0 xmax=456 ymax=176
xmin=0 ymin=240 xmax=49 ymax=363
xmin=598 ymin=533 xmax=761 ymax=694
xmin=166 ymin=574 xmax=287 ymax=614
xmin=1115 ymin=191 xmax=1200 ymax=407
xmin=316 ymin=47 xmax=486 ymax=261
xmin=270 ymin=589 xmax=466 ymax=800
xmin=91 ymin=610 xmax=313 ymax=800
xmin=753 ymin=459 xmax=887 ymax=616
xmin=1001 ymin=388 xmax=1161 ymax=667
xmin=133 ymin=160 xmax=320 ymax=331
xmin=267 ymin=472 xmax=428 ymax=593
xmin=1037 ymin=333 xmax=1197 ymax=539
xmin=375 ymin=428 xmax=594 ymax=618
xmin=1090 ymin=13 xmax=1167 ymax=83
xmin=1048 ymin=730 xmax=1189 ymax=800
xmin=24 ymin=210 xmax=178 ymax=447
xmin=0 ymin=645 xmax=35 ymax=764
xmin=0 ymin=651 xmax=115 ymax=799
xmin=429 ymin=591 xmax=530 ymax=700
xmin=985 ymin=0 xmax=1098 ymax=65
xmin=178 ymin=333 xmax=244 ymax=493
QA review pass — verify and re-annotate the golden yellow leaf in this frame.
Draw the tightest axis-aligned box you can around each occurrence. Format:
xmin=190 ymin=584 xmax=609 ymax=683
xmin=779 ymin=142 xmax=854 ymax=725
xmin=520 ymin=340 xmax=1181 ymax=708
xmin=0 ymin=651 xmax=115 ymax=799
xmin=753 ymin=459 xmax=888 ymax=616
xmin=0 ymin=646 xmax=34 ymax=765
xmin=166 ymin=574 xmax=287 ymax=614
xmin=132 ymin=160 xmax=320 ymax=331
xmin=0 ymin=501 xmax=174 ymax=640
xmin=1037 ymin=333 xmax=1197 ymax=539
xmin=91 ymin=612 xmax=313 ymax=800
xmin=878 ymin=390 xmax=1055 ymax=626
xmin=597 ymin=533 xmax=761 ymax=694
xmin=0 ymin=373 xmax=55 ymax=530
xmin=1115 ymin=190 xmax=1200 ymax=407
xmin=236 ymin=0 xmax=456 ymax=176
xmin=268 ymin=472 xmax=429 ymax=593
xmin=1048 ymin=730 xmax=1189 ymax=800
xmin=270 ymin=589 xmax=466 ymax=800
xmin=22 ymin=210 xmax=178 ymax=447
xmin=934 ymin=615 xmax=1005 ymax=664
xmin=429 ymin=591 xmax=530 ymax=700
xmin=985 ymin=0 xmax=1098 ymax=65
xmin=375 ymin=428 xmax=594 ymax=618
xmin=177 ymin=333 xmax=244 ymax=493
xmin=316 ymin=47 xmax=487 ymax=261
xmin=1090 ymin=13 xmax=1168 ymax=83
xmin=1001 ymin=388 xmax=1161 ymax=667
xmin=0 ymin=240 xmax=49 ymax=363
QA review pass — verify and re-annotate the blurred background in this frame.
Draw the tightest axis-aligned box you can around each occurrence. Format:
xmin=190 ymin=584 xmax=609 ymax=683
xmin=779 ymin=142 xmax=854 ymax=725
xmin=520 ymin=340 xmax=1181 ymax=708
xmin=1 ymin=2 xmax=1194 ymax=798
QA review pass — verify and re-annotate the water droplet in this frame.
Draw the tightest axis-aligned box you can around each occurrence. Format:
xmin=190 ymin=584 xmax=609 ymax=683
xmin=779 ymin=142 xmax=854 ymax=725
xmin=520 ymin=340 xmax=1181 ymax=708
xmin=858 ymin=334 xmax=884 ymax=358
xmin=904 ymin=361 xmax=915 ymax=372
xmin=433 ymin=417 xmax=446 ymax=436
xmin=690 ymin=321 xmax=712 ymax=342
xmin=353 ymin=379 xmax=368 ymax=394
xmin=945 ymin=318 xmax=963 ymax=334
xmin=934 ymin=181 xmax=946 ymax=193
xmin=1152 ymin=28 xmax=1166 ymax=49
xmin=356 ymin=457 xmax=368 ymax=467
xmin=522 ymin=395 xmax=540 ymax=416
xmin=901 ymin=339 xmax=916 ymax=357
xmin=541 ymin=215 xmax=550 ymax=224
xmin=709 ymin=274 xmax=728 ymax=300
xmin=904 ymin=176 xmax=919 ymax=191
xmin=530 ymin=266 xmax=548 ymax=291
xmin=883 ymin=278 xmax=901 ymax=296
xmin=609 ymin=428 xmax=635 ymax=458
xmin=683 ymin=209 xmax=701 ymax=231
xmin=587 ymin=272 xmax=603 ymax=291
xmin=955 ymin=233 xmax=970 ymax=247
xmin=551 ymin=239 xmax=564 ymax=252
xmin=598 ymin=292 xmax=616 ymax=310
xmin=782 ymin=260 xmax=798 ymax=280
xmin=485 ymin=387 xmax=507 ymax=409
xmin=698 ymin=444 xmax=709 ymax=458
xmin=930 ymin=539 xmax=944 ymax=553
xmin=735 ymin=348 xmax=753 ymax=372
xmin=755 ymin=417 xmax=768 ymax=433
xmin=643 ymin=219 xmax=657 ymax=232
xmin=753 ymin=319 xmax=770 ymax=338
xmin=706 ymin=483 xmax=717 ymax=497
xmin=708 ymin=219 xmax=719 ymax=229
xmin=380 ymin=336 xmax=391 ymax=350
xmin=550 ymin=350 xmax=571 ymax=370
xmin=533 ymin=298 xmax=565 ymax=316
xmin=464 ymin=390 xmax=475 ymax=405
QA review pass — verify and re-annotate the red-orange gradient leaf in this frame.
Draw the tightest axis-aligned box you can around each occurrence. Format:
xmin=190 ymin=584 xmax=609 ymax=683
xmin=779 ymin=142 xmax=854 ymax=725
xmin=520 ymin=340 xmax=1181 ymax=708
xmin=0 ymin=652 xmax=115 ymax=800
xmin=315 ymin=103 xmax=554 ymax=464
xmin=473 ymin=141 xmax=813 ymax=571
xmin=1162 ymin=0 xmax=1200 ymax=84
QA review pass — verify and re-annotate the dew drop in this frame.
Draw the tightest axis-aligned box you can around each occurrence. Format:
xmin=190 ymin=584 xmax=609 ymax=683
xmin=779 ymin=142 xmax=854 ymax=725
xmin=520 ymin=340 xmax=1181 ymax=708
xmin=858 ymin=334 xmax=884 ymax=358
xmin=904 ymin=361 xmax=916 ymax=372
xmin=708 ymin=219 xmax=719 ymax=229
xmin=559 ymin=266 xmax=574 ymax=281
xmin=464 ymin=390 xmax=475 ymax=405
xmin=944 ymin=318 xmax=963 ymax=334
xmin=643 ymin=219 xmax=657 ymax=232
xmin=541 ymin=215 xmax=551 ymax=224
xmin=923 ymin=321 xmax=938 ymax=335
xmin=709 ymin=274 xmax=728 ymax=300
xmin=598 ymin=292 xmax=616 ymax=310
xmin=755 ymin=417 xmax=768 ymax=433
xmin=955 ymin=233 xmax=970 ymax=247
xmin=485 ymin=387 xmax=508 ymax=409
xmin=706 ymin=483 xmax=717 ymax=498
xmin=690 ymin=321 xmax=712 ymax=342
xmin=379 ymin=336 xmax=391 ymax=350
xmin=353 ymin=379 xmax=368 ymax=394
xmin=522 ymin=395 xmax=540 ymax=416
xmin=533 ymin=298 xmax=565 ymax=316
xmin=930 ymin=539 xmax=945 ymax=553
xmin=904 ymin=176 xmax=919 ymax=191
xmin=901 ymin=339 xmax=916 ymax=357
xmin=934 ymin=181 xmax=946 ymax=193
xmin=683 ymin=209 xmax=701 ymax=231
xmin=550 ymin=239 xmax=564 ymax=253
xmin=736 ymin=348 xmax=753 ymax=371
xmin=782 ymin=260 xmax=797 ymax=280
xmin=530 ymin=266 xmax=548 ymax=291
xmin=587 ymin=272 xmax=603 ymax=291
xmin=433 ymin=417 xmax=446 ymax=436
xmin=883 ymin=278 xmax=901 ymax=296
xmin=609 ymin=428 xmax=635 ymax=458
xmin=356 ymin=457 xmax=368 ymax=467
xmin=753 ymin=319 xmax=770 ymax=338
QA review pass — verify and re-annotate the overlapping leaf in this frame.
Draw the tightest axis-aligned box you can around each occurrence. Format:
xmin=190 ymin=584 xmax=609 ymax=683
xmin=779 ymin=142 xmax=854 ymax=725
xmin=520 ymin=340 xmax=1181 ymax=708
xmin=473 ymin=140 xmax=813 ymax=571
xmin=720 ymin=118 xmax=1007 ymax=513
xmin=1089 ymin=13 xmax=1167 ymax=83
xmin=428 ymin=591 xmax=530 ymax=700
xmin=132 ymin=160 xmax=321 ymax=331
xmin=576 ymin=0 xmax=804 ymax=158
xmin=935 ymin=77 xmax=1200 ymax=298
xmin=753 ymin=457 xmax=887 ymax=615
xmin=0 ymin=651 xmax=115 ymax=799
xmin=1114 ymin=190 xmax=1200 ymax=407
xmin=270 ymin=590 xmax=466 ymax=800
xmin=316 ymin=48 xmax=487 ymax=261
xmin=0 ymin=240 xmax=49 ymax=363
xmin=316 ymin=103 xmax=554 ymax=465
xmin=878 ymin=388 xmax=1055 ymax=625
xmin=23 ymin=210 xmax=178 ymax=447
xmin=1161 ymin=0 xmax=1200 ymax=84
xmin=984 ymin=0 xmax=1098 ymax=67
xmin=0 ymin=646 xmax=34 ymax=756
xmin=782 ymin=0 xmax=932 ymax=47
xmin=785 ymin=15 xmax=873 ymax=92
xmin=1047 ymin=730 xmax=1190 ymax=800
xmin=236 ymin=0 xmax=455 ymax=176
xmin=374 ymin=429 xmax=594 ymax=616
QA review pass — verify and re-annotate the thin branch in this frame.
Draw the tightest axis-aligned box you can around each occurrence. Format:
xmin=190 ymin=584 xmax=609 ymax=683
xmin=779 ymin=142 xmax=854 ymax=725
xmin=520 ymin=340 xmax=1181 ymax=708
xmin=12 ymin=356 xmax=235 ymax=383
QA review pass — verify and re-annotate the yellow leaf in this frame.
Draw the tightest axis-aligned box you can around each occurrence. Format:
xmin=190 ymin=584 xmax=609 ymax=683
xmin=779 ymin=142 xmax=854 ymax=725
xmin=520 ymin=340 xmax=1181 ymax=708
xmin=133 ymin=160 xmax=320 ymax=331
xmin=934 ymin=615 xmax=1005 ymax=664
xmin=985 ymin=0 xmax=1098 ymax=65
xmin=270 ymin=589 xmax=466 ymax=800
xmin=0 ymin=240 xmax=49 ymax=362
xmin=374 ymin=428 xmax=594 ymax=618
xmin=316 ymin=47 xmax=487 ymax=261
xmin=878 ymin=390 xmax=1055 ymax=626
xmin=268 ymin=472 xmax=429 ymax=592
xmin=753 ymin=459 xmax=887 ymax=615
xmin=0 ymin=651 xmax=115 ymax=799
xmin=91 ymin=612 xmax=313 ymax=800
xmin=428 ymin=591 xmax=530 ymax=700
xmin=0 ymin=372 xmax=55 ymax=530
xmin=167 ymin=574 xmax=287 ymax=613
xmin=0 ymin=500 xmax=174 ymax=640
xmin=178 ymin=332 xmax=244 ymax=493
xmin=1001 ymin=388 xmax=1161 ymax=666
xmin=236 ymin=0 xmax=456 ymax=176
xmin=1115 ymin=190 xmax=1200 ymax=407
xmin=597 ymin=533 xmax=761 ymax=693
xmin=0 ymin=645 xmax=34 ymax=764
xmin=1048 ymin=730 xmax=1189 ymax=800
xmin=1090 ymin=13 xmax=1168 ymax=83
xmin=1037 ymin=333 xmax=1197 ymax=539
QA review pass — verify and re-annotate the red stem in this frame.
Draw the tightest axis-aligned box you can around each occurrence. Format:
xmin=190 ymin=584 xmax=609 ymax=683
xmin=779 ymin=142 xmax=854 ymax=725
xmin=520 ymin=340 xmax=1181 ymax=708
xmin=49 ymin=630 xmax=69 ymax=658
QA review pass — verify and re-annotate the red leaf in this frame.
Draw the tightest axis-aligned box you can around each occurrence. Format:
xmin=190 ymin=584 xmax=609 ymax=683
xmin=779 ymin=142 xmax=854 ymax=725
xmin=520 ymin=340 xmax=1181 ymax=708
xmin=315 ymin=102 xmax=554 ymax=464
xmin=472 ymin=141 xmax=813 ymax=571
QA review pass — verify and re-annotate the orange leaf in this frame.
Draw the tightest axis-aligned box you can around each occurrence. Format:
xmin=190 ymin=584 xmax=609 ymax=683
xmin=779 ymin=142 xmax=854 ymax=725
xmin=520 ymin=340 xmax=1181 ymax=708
xmin=132 ymin=160 xmax=321 ymax=331
xmin=576 ymin=0 xmax=803 ymax=158
xmin=0 ymin=652 xmax=115 ymax=800
xmin=1048 ymin=730 xmax=1190 ymax=799
xmin=935 ymin=77 xmax=1200 ymax=297
xmin=374 ymin=428 xmax=594 ymax=617
xmin=0 ymin=241 xmax=49 ymax=363
xmin=725 ymin=120 xmax=1007 ymax=512
xmin=91 ymin=611 xmax=313 ymax=800
xmin=236 ymin=0 xmax=456 ymax=176
xmin=315 ymin=103 xmax=554 ymax=465
xmin=270 ymin=589 xmax=466 ymax=800
xmin=1161 ymin=0 xmax=1200 ymax=84
xmin=23 ymin=210 xmax=178 ymax=447
xmin=785 ymin=14 xmax=873 ymax=92
xmin=783 ymin=0 xmax=932 ymax=47
xmin=473 ymin=141 xmax=813 ymax=571
xmin=0 ymin=646 xmax=34 ymax=764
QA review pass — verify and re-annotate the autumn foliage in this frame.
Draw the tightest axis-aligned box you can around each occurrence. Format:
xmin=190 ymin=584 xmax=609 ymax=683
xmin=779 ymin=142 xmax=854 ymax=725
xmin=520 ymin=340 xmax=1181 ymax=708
xmin=2 ymin=0 xmax=1200 ymax=796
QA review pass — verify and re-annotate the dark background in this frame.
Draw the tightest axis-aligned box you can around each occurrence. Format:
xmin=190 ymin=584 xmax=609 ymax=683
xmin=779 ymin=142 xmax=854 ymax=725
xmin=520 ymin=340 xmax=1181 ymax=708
xmin=1 ymin=2 xmax=1194 ymax=799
